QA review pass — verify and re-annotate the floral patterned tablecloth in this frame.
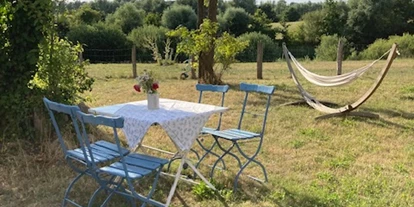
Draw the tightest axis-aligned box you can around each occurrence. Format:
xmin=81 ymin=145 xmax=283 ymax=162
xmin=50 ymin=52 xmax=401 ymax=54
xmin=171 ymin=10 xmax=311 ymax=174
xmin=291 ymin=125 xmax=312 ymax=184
xmin=90 ymin=98 xmax=227 ymax=151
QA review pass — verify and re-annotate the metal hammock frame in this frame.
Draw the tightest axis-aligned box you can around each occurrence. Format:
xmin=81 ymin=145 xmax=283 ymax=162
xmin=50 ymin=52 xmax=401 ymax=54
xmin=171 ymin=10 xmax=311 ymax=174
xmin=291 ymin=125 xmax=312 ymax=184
xmin=282 ymin=43 xmax=398 ymax=119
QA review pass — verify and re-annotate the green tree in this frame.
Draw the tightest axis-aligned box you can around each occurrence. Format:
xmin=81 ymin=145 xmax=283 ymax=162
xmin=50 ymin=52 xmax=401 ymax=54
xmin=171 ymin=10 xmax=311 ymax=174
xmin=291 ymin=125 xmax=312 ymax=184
xmin=315 ymin=35 xmax=348 ymax=61
xmin=168 ymin=19 xmax=248 ymax=82
xmin=0 ymin=0 xmax=52 ymax=140
xmin=299 ymin=10 xmax=325 ymax=44
xmin=322 ymin=0 xmax=348 ymax=36
xmin=249 ymin=9 xmax=277 ymax=39
xmin=106 ymin=2 xmax=145 ymax=34
xmin=231 ymin=0 xmax=257 ymax=14
xmin=73 ymin=4 xmax=102 ymax=25
xmin=67 ymin=22 xmax=130 ymax=62
xmin=129 ymin=25 xmax=170 ymax=65
xmin=196 ymin=0 xmax=219 ymax=84
xmin=91 ymin=0 xmax=120 ymax=17
xmin=259 ymin=2 xmax=278 ymax=22
xmin=144 ymin=12 xmax=161 ymax=26
xmin=1 ymin=0 xmax=93 ymax=141
xmin=176 ymin=0 xmax=198 ymax=12
xmin=275 ymin=0 xmax=287 ymax=20
xmin=237 ymin=32 xmax=278 ymax=62
xmin=290 ymin=2 xmax=322 ymax=18
xmin=161 ymin=4 xmax=197 ymax=30
xmin=135 ymin=0 xmax=168 ymax=14
xmin=282 ymin=6 xmax=300 ymax=22
xmin=222 ymin=7 xmax=251 ymax=37
xmin=346 ymin=0 xmax=414 ymax=49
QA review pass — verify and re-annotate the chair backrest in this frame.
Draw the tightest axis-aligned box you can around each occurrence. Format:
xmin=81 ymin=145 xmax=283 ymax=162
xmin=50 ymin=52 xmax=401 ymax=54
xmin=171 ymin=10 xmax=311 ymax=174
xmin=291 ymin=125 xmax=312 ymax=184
xmin=43 ymin=97 xmax=84 ymax=156
xmin=196 ymin=84 xmax=230 ymax=130
xmin=76 ymin=111 xmax=124 ymax=169
xmin=238 ymin=83 xmax=275 ymax=136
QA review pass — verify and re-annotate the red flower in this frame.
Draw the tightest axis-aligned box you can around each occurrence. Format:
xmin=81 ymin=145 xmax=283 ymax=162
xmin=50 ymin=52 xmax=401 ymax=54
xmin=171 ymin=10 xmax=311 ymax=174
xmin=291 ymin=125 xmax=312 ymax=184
xmin=152 ymin=83 xmax=159 ymax=90
xmin=133 ymin=84 xmax=141 ymax=92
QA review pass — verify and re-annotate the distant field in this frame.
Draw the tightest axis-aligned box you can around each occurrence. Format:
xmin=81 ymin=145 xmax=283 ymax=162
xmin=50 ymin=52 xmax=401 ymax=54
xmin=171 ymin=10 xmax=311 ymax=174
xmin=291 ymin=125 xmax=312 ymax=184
xmin=271 ymin=21 xmax=304 ymax=30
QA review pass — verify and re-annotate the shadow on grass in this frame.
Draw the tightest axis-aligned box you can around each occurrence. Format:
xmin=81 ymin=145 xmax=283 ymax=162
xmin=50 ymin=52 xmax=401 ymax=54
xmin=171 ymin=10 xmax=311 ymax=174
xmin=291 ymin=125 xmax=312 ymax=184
xmin=229 ymin=178 xmax=334 ymax=207
xmin=368 ymin=107 xmax=414 ymax=120
xmin=270 ymin=187 xmax=340 ymax=207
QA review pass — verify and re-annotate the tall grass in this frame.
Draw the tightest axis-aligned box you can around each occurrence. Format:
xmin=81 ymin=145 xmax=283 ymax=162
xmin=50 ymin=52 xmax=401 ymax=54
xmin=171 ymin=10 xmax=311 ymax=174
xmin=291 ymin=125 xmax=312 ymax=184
xmin=1 ymin=59 xmax=414 ymax=206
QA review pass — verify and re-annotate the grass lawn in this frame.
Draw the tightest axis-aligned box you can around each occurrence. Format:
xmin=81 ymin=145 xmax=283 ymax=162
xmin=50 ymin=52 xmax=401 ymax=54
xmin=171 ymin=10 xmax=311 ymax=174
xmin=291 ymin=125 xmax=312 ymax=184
xmin=1 ymin=58 xmax=414 ymax=207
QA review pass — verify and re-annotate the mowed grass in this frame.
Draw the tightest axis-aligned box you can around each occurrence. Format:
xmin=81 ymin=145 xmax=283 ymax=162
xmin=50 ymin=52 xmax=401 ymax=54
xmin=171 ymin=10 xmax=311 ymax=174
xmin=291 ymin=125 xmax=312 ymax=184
xmin=2 ymin=58 xmax=414 ymax=207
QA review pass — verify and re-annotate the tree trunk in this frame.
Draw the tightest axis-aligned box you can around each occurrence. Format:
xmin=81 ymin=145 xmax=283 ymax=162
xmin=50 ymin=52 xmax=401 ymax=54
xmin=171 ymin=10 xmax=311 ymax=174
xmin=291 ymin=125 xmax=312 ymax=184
xmin=197 ymin=0 xmax=205 ymax=83
xmin=197 ymin=0 xmax=220 ymax=84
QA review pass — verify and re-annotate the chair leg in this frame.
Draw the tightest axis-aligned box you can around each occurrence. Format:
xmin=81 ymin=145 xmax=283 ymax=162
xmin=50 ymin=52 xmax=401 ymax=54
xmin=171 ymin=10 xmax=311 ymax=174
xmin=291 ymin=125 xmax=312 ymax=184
xmin=233 ymin=143 xmax=268 ymax=190
xmin=88 ymin=186 xmax=105 ymax=207
xmin=141 ymin=166 xmax=163 ymax=207
xmin=62 ymin=171 xmax=85 ymax=207
xmin=195 ymin=139 xmax=226 ymax=170
xmin=210 ymin=140 xmax=242 ymax=179
xmin=190 ymin=148 xmax=201 ymax=161
xmin=101 ymin=176 xmax=125 ymax=207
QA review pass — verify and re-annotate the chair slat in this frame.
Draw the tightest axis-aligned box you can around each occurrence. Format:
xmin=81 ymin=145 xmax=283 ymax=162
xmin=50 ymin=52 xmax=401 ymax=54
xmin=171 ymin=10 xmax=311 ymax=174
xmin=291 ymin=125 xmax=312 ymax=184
xmin=123 ymin=156 xmax=161 ymax=170
xmin=196 ymin=84 xmax=229 ymax=93
xmin=128 ymin=153 xmax=169 ymax=165
xmin=240 ymin=82 xmax=275 ymax=95
xmin=91 ymin=141 xmax=129 ymax=156
xmin=76 ymin=110 xmax=167 ymax=206
xmin=100 ymin=165 xmax=143 ymax=179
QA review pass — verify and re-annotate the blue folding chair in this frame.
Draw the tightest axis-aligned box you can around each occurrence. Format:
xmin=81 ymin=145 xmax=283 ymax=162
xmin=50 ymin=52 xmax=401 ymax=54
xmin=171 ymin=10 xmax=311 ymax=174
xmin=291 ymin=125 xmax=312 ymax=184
xmin=76 ymin=111 xmax=169 ymax=207
xmin=166 ymin=84 xmax=229 ymax=172
xmin=43 ymin=97 xmax=130 ymax=207
xmin=208 ymin=83 xmax=275 ymax=190
xmin=193 ymin=84 xmax=229 ymax=170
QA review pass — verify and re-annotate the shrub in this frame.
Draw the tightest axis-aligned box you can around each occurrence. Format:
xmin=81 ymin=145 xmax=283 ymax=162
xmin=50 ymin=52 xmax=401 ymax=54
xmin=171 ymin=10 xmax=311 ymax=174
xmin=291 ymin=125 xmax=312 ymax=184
xmin=315 ymin=35 xmax=348 ymax=61
xmin=361 ymin=33 xmax=414 ymax=59
xmin=106 ymin=2 xmax=145 ymax=34
xmin=221 ymin=7 xmax=251 ymax=37
xmin=236 ymin=32 xmax=279 ymax=62
xmin=129 ymin=25 xmax=173 ymax=65
xmin=31 ymin=36 xmax=94 ymax=105
xmin=67 ymin=23 xmax=130 ymax=62
xmin=161 ymin=4 xmax=197 ymax=30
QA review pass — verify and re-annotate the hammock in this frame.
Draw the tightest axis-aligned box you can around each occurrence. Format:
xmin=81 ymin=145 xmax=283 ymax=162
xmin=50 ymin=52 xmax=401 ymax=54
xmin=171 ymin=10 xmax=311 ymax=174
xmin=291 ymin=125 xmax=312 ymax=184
xmin=282 ymin=43 xmax=398 ymax=116
xmin=288 ymin=49 xmax=391 ymax=87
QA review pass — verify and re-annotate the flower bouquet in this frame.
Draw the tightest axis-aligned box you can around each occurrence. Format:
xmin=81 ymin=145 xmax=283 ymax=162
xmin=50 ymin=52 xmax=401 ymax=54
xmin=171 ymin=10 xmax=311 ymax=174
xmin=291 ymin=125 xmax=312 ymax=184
xmin=133 ymin=70 xmax=160 ymax=109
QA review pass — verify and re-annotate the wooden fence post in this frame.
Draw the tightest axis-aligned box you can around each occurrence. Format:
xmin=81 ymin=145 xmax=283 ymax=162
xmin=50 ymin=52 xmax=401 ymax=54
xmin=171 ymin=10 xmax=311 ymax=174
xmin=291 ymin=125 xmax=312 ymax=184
xmin=132 ymin=45 xmax=137 ymax=78
xmin=78 ymin=51 xmax=83 ymax=64
xmin=257 ymin=41 xmax=263 ymax=79
xmin=337 ymin=40 xmax=344 ymax=75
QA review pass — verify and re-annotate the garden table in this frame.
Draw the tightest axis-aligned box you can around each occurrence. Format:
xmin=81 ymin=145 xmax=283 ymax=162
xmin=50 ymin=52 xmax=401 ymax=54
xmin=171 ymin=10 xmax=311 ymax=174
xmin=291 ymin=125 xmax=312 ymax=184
xmin=89 ymin=98 xmax=228 ymax=206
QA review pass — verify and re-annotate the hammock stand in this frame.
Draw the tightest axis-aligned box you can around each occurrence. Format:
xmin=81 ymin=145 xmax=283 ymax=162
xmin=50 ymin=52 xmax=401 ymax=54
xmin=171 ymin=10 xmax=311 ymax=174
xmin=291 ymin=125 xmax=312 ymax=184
xmin=282 ymin=43 xmax=398 ymax=119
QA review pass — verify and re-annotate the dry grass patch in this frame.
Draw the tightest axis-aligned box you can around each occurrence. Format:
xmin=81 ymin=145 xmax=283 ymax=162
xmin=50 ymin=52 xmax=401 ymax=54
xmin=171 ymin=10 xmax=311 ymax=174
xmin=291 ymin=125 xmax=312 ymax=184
xmin=2 ymin=58 xmax=414 ymax=206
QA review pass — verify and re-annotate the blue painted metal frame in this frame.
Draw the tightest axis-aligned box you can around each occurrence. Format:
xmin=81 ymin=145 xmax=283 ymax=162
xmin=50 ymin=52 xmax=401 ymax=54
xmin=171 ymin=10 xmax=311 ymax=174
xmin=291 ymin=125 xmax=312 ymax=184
xmin=76 ymin=111 xmax=169 ymax=207
xmin=208 ymin=83 xmax=275 ymax=190
xmin=166 ymin=84 xmax=230 ymax=173
xmin=193 ymin=84 xmax=230 ymax=170
xmin=43 ymin=97 xmax=130 ymax=207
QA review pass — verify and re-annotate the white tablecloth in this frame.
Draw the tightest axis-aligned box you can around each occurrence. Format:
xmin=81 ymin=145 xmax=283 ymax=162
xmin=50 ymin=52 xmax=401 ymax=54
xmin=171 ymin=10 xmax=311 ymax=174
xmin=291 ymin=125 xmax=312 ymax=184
xmin=90 ymin=98 xmax=227 ymax=151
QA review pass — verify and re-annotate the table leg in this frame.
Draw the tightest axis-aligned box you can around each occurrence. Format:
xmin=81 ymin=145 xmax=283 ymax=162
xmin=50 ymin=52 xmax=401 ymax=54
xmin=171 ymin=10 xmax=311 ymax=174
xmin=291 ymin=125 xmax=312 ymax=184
xmin=185 ymin=159 xmax=216 ymax=190
xmin=165 ymin=156 xmax=185 ymax=206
